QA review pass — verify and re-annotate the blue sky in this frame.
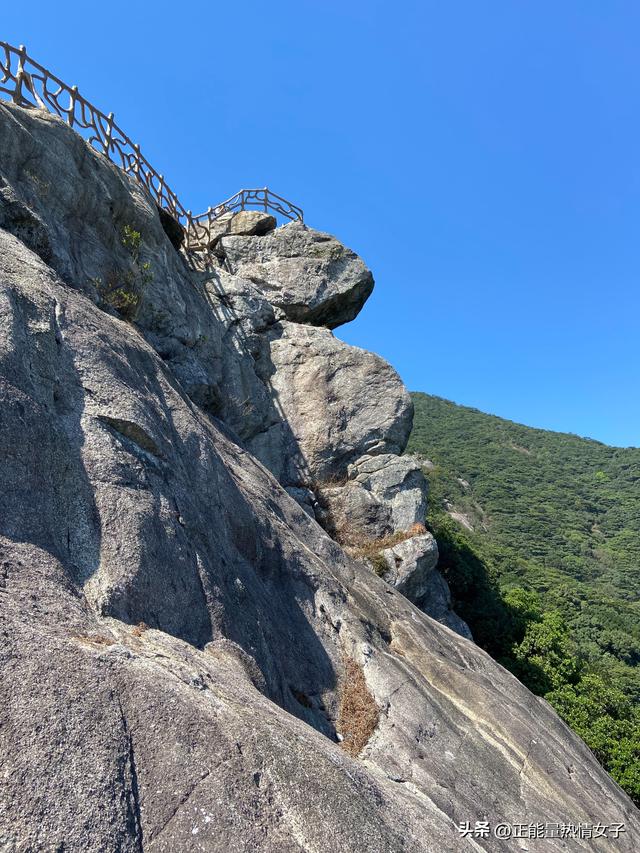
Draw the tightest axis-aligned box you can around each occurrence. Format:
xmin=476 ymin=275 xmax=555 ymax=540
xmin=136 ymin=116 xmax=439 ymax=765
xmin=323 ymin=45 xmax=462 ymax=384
xmin=4 ymin=1 xmax=639 ymax=446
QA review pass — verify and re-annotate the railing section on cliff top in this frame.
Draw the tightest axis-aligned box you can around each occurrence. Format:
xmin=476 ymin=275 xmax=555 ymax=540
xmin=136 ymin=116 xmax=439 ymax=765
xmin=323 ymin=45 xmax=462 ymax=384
xmin=0 ymin=42 xmax=303 ymax=252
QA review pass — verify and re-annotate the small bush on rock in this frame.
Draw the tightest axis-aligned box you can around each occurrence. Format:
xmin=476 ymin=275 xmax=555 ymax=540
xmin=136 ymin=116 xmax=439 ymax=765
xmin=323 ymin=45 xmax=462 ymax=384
xmin=97 ymin=226 xmax=153 ymax=320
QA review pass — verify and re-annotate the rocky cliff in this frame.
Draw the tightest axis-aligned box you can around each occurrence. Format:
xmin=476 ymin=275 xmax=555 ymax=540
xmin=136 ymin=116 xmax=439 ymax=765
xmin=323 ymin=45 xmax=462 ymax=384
xmin=1 ymin=101 xmax=638 ymax=851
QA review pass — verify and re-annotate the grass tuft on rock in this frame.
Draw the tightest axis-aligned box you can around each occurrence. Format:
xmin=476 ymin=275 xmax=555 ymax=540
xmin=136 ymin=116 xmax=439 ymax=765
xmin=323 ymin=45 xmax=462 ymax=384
xmin=337 ymin=658 xmax=379 ymax=757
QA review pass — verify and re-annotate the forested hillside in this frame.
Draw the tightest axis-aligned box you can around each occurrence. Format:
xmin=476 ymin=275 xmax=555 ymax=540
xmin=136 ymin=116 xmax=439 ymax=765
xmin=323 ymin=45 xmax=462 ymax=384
xmin=408 ymin=392 xmax=640 ymax=802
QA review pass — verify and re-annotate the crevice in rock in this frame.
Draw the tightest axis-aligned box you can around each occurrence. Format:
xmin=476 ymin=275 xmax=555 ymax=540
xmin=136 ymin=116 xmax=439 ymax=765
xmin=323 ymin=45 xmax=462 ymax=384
xmin=0 ymin=194 xmax=53 ymax=264
xmin=148 ymin=768 xmax=213 ymax=845
xmin=156 ymin=204 xmax=184 ymax=252
xmin=116 ymin=699 xmax=144 ymax=851
xmin=97 ymin=415 xmax=163 ymax=459
xmin=290 ymin=687 xmax=313 ymax=708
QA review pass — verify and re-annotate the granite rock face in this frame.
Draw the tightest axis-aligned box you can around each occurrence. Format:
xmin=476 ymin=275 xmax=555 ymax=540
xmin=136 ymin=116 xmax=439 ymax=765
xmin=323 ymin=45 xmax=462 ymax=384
xmin=1 ymin=102 xmax=639 ymax=851
xmin=247 ymin=321 xmax=414 ymax=485
xmin=193 ymin=209 xmax=277 ymax=251
xmin=220 ymin=220 xmax=374 ymax=328
xmin=349 ymin=453 xmax=429 ymax=531
xmin=0 ymin=101 xmax=274 ymax=444
xmin=379 ymin=533 xmax=473 ymax=639
xmin=380 ymin=533 xmax=440 ymax=599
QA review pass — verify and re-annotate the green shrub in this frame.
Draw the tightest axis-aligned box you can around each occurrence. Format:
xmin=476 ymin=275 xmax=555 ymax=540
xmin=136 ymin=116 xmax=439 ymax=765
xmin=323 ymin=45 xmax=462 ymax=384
xmin=98 ymin=226 xmax=153 ymax=320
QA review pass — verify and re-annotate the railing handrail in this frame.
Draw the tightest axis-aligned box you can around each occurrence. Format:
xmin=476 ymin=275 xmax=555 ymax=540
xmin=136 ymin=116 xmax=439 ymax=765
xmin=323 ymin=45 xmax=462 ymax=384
xmin=0 ymin=42 xmax=303 ymax=253
xmin=191 ymin=188 xmax=304 ymax=224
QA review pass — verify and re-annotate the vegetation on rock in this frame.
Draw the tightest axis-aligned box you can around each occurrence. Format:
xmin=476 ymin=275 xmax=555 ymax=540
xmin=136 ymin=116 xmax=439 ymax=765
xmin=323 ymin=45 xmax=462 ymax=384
xmin=98 ymin=225 xmax=153 ymax=319
xmin=337 ymin=658 xmax=379 ymax=757
xmin=341 ymin=523 xmax=427 ymax=574
xmin=408 ymin=392 xmax=640 ymax=803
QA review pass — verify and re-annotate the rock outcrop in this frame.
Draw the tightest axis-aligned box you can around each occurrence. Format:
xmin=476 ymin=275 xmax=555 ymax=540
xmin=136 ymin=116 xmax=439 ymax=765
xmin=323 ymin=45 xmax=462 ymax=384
xmin=378 ymin=533 xmax=473 ymax=639
xmin=220 ymin=221 xmax=374 ymax=328
xmin=247 ymin=321 xmax=414 ymax=485
xmin=1 ymin=101 xmax=639 ymax=852
xmin=349 ymin=453 xmax=429 ymax=530
xmin=195 ymin=209 xmax=277 ymax=252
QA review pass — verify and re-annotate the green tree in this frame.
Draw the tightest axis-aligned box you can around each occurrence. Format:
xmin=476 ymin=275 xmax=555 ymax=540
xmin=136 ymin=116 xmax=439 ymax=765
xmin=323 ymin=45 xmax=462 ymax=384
xmin=407 ymin=392 xmax=640 ymax=803
xmin=546 ymin=675 xmax=640 ymax=803
xmin=511 ymin=611 xmax=582 ymax=693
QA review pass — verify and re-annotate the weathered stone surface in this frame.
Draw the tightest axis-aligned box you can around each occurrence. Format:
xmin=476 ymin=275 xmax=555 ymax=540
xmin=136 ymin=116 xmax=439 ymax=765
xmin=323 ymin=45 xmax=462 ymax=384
xmin=0 ymin=103 xmax=409 ymax=474
xmin=316 ymin=454 xmax=428 ymax=545
xmin=378 ymin=533 xmax=472 ymax=639
xmin=315 ymin=480 xmax=393 ymax=543
xmin=314 ymin=479 xmax=471 ymax=637
xmin=0 ymin=103 xmax=282 ymax=445
xmin=192 ymin=209 xmax=277 ymax=251
xmin=380 ymin=532 xmax=440 ymax=599
xmin=349 ymin=452 xmax=429 ymax=531
xmin=220 ymin=221 xmax=374 ymax=328
xmin=314 ymin=475 xmax=471 ymax=638
xmin=247 ymin=321 xmax=414 ymax=485
xmin=1 ymin=104 xmax=639 ymax=851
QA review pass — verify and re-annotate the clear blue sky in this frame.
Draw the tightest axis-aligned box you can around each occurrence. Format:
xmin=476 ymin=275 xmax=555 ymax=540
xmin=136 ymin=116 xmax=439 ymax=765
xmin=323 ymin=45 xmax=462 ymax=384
xmin=4 ymin=2 xmax=639 ymax=446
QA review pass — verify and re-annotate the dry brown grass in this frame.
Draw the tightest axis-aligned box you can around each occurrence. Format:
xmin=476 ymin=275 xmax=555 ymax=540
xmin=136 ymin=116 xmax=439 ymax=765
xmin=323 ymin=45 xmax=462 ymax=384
xmin=315 ymin=472 xmax=349 ymax=489
xmin=337 ymin=658 xmax=379 ymax=757
xmin=349 ymin=521 xmax=426 ymax=554
xmin=343 ymin=522 xmax=427 ymax=576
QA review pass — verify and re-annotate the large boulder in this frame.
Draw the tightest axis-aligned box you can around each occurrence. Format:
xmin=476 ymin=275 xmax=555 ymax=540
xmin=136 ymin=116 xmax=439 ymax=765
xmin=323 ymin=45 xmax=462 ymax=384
xmin=378 ymin=533 xmax=472 ymax=639
xmin=348 ymin=453 xmax=428 ymax=531
xmin=380 ymin=532 xmax=440 ymax=598
xmin=247 ymin=321 xmax=414 ymax=485
xmin=315 ymin=480 xmax=393 ymax=543
xmin=191 ymin=209 xmax=277 ymax=251
xmin=219 ymin=221 xmax=374 ymax=328
xmin=313 ymin=454 xmax=428 ymax=545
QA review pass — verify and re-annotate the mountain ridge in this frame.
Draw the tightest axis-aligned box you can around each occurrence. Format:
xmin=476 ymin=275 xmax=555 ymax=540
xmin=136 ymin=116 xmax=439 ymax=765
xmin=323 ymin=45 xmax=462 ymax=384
xmin=412 ymin=392 xmax=637 ymax=449
xmin=408 ymin=391 xmax=640 ymax=802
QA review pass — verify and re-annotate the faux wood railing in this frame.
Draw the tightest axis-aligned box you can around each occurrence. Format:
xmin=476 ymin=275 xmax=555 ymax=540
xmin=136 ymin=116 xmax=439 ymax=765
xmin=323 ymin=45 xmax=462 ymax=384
xmin=0 ymin=42 xmax=303 ymax=252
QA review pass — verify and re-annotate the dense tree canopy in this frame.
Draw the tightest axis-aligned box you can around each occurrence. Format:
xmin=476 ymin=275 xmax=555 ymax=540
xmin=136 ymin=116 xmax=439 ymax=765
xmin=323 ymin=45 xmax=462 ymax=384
xmin=408 ymin=393 xmax=640 ymax=803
